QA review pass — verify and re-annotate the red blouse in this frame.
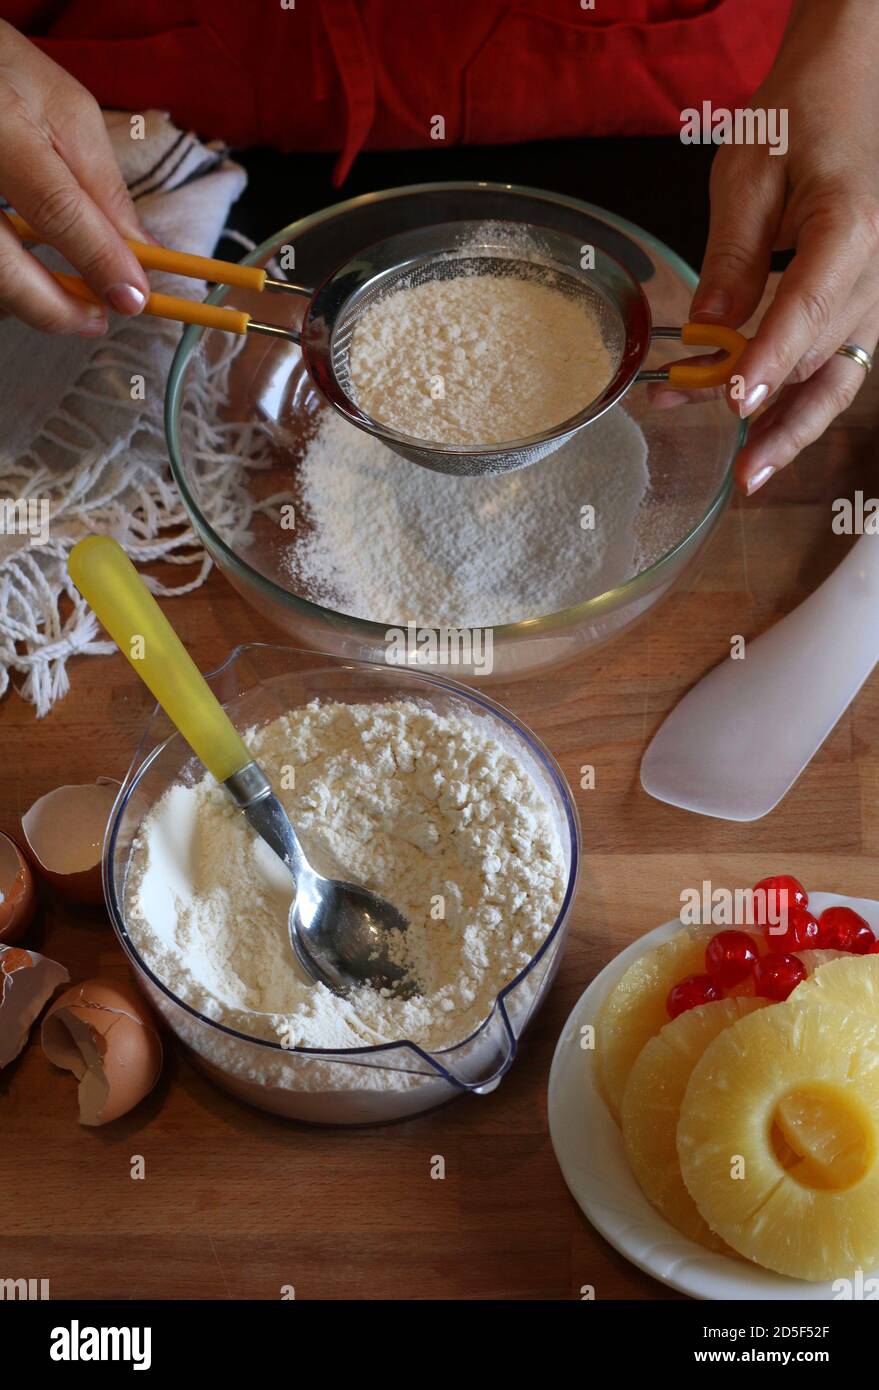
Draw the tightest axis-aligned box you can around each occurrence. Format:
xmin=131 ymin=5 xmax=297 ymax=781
xmin=7 ymin=0 xmax=794 ymax=183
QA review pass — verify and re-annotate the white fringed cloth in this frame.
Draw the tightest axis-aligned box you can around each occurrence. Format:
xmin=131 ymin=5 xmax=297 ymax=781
xmin=0 ymin=110 xmax=265 ymax=715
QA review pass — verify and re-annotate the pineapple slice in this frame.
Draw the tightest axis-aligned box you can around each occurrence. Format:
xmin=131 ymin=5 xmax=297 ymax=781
xmin=595 ymin=928 xmax=713 ymax=1122
xmin=774 ymin=1088 xmax=872 ymax=1191
xmin=797 ymin=948 xmax=849 ymax=975
xmin=595 ymin=927 xmax=760 ymax=1121
xmin=678 ymin=1002 xmax=879 ymax=1281
xmin=794 ymin=953 xmax=879 ymax=1019
xmin=622 ymin=997 xmax=766 ymax=1249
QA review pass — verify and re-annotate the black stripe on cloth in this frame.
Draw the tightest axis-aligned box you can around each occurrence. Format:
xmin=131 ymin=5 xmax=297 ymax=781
xmin=127 ymin=129 xmax=190 ymax=192
xmin=160 ymin=152 xmax=229 ymax=198
xmin=131 ymin=138 xmax=211 ymax=201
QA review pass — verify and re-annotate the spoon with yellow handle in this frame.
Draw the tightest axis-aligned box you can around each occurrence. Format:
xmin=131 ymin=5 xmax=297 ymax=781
xmin=68 ymin=536 xmax=413 ymax=996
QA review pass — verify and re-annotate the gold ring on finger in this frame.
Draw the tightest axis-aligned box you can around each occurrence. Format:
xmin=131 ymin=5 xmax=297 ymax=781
xmin=835 ymin=343 xmax=874 ymax=374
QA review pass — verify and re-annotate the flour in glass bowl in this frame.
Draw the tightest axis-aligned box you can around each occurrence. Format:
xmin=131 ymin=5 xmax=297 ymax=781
xmin=285 ymin=404 xmax=650 ymax=628
xmin=125 ymin=699 xmax=568 ymax=1082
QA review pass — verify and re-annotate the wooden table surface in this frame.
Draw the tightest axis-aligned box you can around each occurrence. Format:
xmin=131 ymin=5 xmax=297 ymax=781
xmin=2 ymin=348 xmax=877 ymax=1302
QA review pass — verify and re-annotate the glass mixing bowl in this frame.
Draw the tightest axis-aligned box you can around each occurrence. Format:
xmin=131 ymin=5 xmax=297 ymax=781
xmin=103 ymin=645 xmax=580 ymax=1125
xmin=165 ymin=183 xmax=745 ymax=682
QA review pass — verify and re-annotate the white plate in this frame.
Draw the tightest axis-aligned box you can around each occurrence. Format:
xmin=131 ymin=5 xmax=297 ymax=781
xmin=548 ymin=891 xmax=879 ymax=1300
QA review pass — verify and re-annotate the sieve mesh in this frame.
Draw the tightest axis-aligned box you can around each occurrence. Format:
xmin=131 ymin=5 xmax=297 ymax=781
xmin=335 ymin=255 xmax=626 ymax=474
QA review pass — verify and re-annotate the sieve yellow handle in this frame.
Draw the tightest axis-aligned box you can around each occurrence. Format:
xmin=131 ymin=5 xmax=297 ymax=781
xmin=67 ymin=537 xmax=252 ymax=784
xmin=53 ymin=272 xmax=251 ymax=334
xmin=667 ymin=323 xmax=748 ymax=390
xmin=6 ymin=210 xmax=268 ymax=291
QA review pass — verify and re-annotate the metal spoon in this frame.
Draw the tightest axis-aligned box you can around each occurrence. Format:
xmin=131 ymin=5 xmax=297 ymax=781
xmin=225 ymin=761 xmax=412 ymax=993
xmin=67 ymin=535 xmax=413 ymax=995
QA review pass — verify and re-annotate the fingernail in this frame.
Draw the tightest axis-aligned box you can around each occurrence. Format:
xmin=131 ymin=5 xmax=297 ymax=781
xmin=691 ymin=290 xmax=731 ymax=320
xmin=746 ymin=464 xmax=776 ymax=495
xmin=739 ymin=383 xmax=770 ymax=419
xmin=131 ymin=223 xmax=160 ymax=245
xmin=77 ymin=313 xmax=108 ymax=337
xmin=651 ymin=388 xmax=691 ymax=410
xmin=105 ymin=283 xmax=146 ymax=315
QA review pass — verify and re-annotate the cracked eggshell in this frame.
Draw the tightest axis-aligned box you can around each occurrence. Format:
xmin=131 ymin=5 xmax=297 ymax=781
xmin=41 ymin=979 xmax=163 ymax=1126
xmin=21 ymin=780 xmax=119 ymax=905
xmin=0 ymin=831 xmax=36 ymax=944
xmin=0 ymin=946 xmax=69 ymax=1068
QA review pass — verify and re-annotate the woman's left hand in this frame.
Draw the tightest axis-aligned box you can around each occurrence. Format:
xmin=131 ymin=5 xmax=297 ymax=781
xmin=650 ymin=0 xmax=879 ymax=496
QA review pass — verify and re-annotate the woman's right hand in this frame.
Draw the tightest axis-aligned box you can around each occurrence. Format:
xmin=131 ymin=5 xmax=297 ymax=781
xmin=0 ymin=19 xmax=150 ymax=335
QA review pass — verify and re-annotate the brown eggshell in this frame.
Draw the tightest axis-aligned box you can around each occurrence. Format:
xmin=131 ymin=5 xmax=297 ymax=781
xmin=41 ymin=978 xmax=163 ymax=1126
xmin=0 ymin=945 xmax=69 ymax=1068
xmin=0 ymin=831 xmax=36 ymax=944
xmin=21 ymin=781 xmax=119 ymax=906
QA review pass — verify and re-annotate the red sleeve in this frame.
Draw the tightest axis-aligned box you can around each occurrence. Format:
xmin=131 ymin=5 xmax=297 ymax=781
xmin=7 ymin=0 xmax=794 ymax=185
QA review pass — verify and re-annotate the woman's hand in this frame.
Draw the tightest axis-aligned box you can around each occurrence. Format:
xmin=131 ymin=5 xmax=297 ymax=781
xmin=652 ymin=0 xmax=879 ymax=495
xmin=0 ymin=20 xmax=150 ymax=335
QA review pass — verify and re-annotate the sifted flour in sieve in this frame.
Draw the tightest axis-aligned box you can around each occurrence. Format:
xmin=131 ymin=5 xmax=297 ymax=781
xmin=125 ymin=699 xmax=567 ymax=1068
xmin=348 ymin=272 xmax=615 ymax=447
xmin=285 ymin=405 xmax=650 ymax=628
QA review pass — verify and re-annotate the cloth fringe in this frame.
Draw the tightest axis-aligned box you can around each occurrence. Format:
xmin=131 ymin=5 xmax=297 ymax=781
xmin=0 ymin=310 xmax=275 ymax=717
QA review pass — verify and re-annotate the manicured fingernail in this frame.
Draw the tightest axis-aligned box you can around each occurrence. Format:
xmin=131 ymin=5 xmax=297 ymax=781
xmin=746 ymin=464 xmax=776 ymax=495
xmin=739 ymin=383 xmax=770 ymax=419
xmin=105 ymin=283 xmax=146 ymax=315
xmin=692 ymin=290 xmax=731 ymax=320
xmin=77 ymin=313 xmax=108 ymax=337
xmin=651 ymin=388 xmax=691 ymax=410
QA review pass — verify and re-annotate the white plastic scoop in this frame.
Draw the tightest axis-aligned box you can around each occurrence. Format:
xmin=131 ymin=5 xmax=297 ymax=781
xmin=640 ymin=531 xmax=879 ymax=821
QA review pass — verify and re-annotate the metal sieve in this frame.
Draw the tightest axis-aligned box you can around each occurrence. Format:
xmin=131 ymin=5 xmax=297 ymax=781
xmin=17 ymin=205 xmax=746 ymax=477
xmin=257 ymin=220 xmax=747 ymax=477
